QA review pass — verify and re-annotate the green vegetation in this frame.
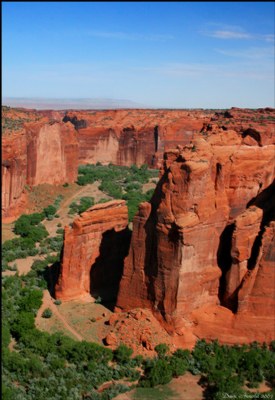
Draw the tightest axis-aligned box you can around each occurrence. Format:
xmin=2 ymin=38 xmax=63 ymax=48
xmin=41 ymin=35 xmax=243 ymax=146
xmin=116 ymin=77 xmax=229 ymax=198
xmin=42 ymin=308 xmax=53 ymax=318
xmin=76 ymin=163 xmax=159 ymax=220
xmin=68 ymin=196 xmax=94 ymax=215
xmin=2 ymin=196 xmax=65 ymax=270
xmin=43 ymin=194 xmax=63 ymax=220
xmin=2 ymin=211 xmax=50 ymax=266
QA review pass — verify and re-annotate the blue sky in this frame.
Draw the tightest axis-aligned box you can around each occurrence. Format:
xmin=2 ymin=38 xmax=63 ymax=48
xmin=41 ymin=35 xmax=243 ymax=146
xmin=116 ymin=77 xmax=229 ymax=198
xmin=2 ymin=1 xmax=274 ymax=108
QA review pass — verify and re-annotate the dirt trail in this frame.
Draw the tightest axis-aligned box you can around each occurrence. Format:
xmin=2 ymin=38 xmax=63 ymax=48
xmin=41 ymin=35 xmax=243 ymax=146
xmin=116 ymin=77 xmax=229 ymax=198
xmin=42 ymin=182 xmax=111 ymax=236
xmin=37 ymin=290 xmax=83 ymax=341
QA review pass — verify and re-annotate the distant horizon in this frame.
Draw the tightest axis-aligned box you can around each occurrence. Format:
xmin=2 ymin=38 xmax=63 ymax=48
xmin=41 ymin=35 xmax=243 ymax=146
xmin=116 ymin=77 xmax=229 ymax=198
xmin=2 ymin=96 xmax=274 ymax=111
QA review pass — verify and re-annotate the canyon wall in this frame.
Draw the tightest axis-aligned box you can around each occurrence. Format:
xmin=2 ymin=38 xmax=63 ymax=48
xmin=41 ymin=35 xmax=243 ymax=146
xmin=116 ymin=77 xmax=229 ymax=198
xmin=2 ymin=111 xmax=79 ymax=219
xmin=2 ymin=130 xmax=28 ymax=219
xmin=63 ymin=109 xmax=210 ymax=167
xmin=116 ymin=119 xmax=275 ymax=345
xmin=55 ymin=200 xmax=130 ymax=302
xmin=26 ymin=121 xmax=79 ymax=186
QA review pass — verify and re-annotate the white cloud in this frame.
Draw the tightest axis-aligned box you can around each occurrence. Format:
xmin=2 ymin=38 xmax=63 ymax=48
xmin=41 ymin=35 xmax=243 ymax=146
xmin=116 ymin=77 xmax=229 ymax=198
xmin=201 ymin=26 xmax=274 ymax=42
xmin=208 ymin=30 xmax=252 ymax=39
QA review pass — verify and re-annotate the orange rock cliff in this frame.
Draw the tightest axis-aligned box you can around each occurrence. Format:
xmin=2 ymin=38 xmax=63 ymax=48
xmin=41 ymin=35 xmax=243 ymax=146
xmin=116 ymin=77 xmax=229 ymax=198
xmin=55 ymin=108 xmax=275 ymax=347
xmin=116 ymin=113 xmax=275 ymax=346
xmin=55 ymin=200 xmax=130 ymax=302
xmin=62 ymin=109 xmax=210 ymax=167
xmin=2 ymin=107 xmax=79 ymax=219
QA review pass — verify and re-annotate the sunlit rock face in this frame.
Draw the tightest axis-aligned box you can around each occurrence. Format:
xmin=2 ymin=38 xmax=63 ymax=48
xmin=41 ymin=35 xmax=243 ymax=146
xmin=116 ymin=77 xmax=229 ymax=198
xmin=26 ymin=121 xmax=78 ymax=186
xmin=2 ymin=107 xmax=78 ymax=220
xmin=117 ymin=115 xmax=275 ymax=346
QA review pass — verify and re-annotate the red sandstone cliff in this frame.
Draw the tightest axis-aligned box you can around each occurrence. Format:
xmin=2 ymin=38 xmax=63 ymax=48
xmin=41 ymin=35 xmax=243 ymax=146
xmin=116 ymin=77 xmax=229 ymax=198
xmin=63 ymin=109 xmax=211 ymax=167
xmin=2 ymin=130 xmax=28 ymax=220
xmin=26 ymin=121 xmax=78 ymax=186
xmin=116 ymin=121 xmax=275 ymax=345
xmin=51 ymin=107 xmax=275 ymax=347
xmin=2 ymin=107 xmax=79 ymax=220
xmin=55 ymin=200 xmax=130 ymax=302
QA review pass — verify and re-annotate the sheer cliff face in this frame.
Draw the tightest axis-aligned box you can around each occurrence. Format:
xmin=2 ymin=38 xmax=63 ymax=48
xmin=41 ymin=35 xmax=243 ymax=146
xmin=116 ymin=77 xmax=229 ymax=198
xmin=2 ymin=130 xmax=28 ymax=219
xmin=26 ymin=121 xmax=78 ymax=186
xmin=55 ymin=200 xmax=130 ymax=302
xmin=2 ymin=120 xmax=79 ymax=219
xmin=117 ymin=126 xmax=275 ymax=343
xmin=63 ymin=110 xmax=210 ymax=168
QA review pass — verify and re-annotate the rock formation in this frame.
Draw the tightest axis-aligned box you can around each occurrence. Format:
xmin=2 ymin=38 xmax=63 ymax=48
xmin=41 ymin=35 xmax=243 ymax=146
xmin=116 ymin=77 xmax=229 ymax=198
xmin=55 ymin=200 xmax=131 ymax=302
xmin=26 ymin=121 xmax=79 ymax=186
xmin=63 ymin=109 xmax=210 ymax=168
xmin=116 ymin=116 xmax=275 ymax=345
xmin=52 ymin=107 xmax=275 ymax=347
xmin=2 ymin=106 xmax=79 ymax=220
xmin=2 ymin=130 xmax=28 ymax=220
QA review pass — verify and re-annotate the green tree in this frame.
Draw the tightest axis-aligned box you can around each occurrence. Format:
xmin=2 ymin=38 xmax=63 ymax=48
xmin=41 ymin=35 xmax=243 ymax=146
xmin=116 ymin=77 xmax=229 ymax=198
xmin=114 ymin=344 xmax=133 ymax=364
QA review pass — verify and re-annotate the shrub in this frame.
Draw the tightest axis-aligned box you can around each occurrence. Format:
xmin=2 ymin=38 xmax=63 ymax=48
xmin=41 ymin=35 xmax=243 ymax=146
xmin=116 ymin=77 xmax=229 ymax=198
xmin=155 ymin=343 xmax=169 ymax=359
xmin=42 ymin=308 xmax=53 ymax=318
xmin=11 ymin=312 xmax=35 ymax=339
xmin=18 ymin=288 xmax=43 ymax=312
xmin=140 ymin=359 xmax=173 ymax=387
xmin=54 ymin=299 xmax=62 ymax=306
xmin=68 ymin=196 xmax=94 ymax=215
xmin=14 ymin=213 xmax=45 ymax=236
xmin=169 ymin=355 xmax=188 ymax=377
xmin=13 ymin=213 xmax=49 ymax=242
xmin=43 ymin=204 xmax=57 ymax=219
xmin=114 ymin=344 xmax=133 ymax=364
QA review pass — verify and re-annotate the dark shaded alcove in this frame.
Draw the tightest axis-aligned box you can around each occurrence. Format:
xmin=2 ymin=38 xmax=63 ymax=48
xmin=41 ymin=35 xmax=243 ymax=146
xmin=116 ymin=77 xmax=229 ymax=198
xmin=217 ymin=223 xmax=235 ymax=310
xmin=90 ymin=227 xmax=131 ymax=310
xmin=63 ymin=115 xmax=87 ymax=129
xmin=154 ymin=125 xmax=159 ymax=152
xmin=242 ymin=128 xmax=262 ymax=146
xmin=215 ymin=163 xmax=222 ymax=190
xmin=47 ymin=261 xmax=61 ymax=298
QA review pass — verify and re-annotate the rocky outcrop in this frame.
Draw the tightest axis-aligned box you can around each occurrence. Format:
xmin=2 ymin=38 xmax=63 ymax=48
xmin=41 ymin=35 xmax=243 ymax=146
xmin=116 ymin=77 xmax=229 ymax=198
xmin=55 ymin=200 xmax=130 ymax=302
xmin=117 ymin=126 xmax=275 ymax=344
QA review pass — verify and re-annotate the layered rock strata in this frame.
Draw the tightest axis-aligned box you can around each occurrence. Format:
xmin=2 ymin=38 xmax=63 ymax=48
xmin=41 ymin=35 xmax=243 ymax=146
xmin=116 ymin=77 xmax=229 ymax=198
xmin=55 ymin=200 xmax=130 ymax=302
xmin=63 ymin=110 xmax=210 ymax=167
xmin=117 ymin=128 xmax=275 ymax=344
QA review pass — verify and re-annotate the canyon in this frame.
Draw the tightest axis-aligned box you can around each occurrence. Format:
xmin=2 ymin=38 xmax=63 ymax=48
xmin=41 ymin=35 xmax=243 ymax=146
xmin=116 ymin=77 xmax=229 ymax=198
xmin=2 ymin=105 xmax=275 ymax=348
xmin=2 ymin=107 xmax=211 ymax=220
